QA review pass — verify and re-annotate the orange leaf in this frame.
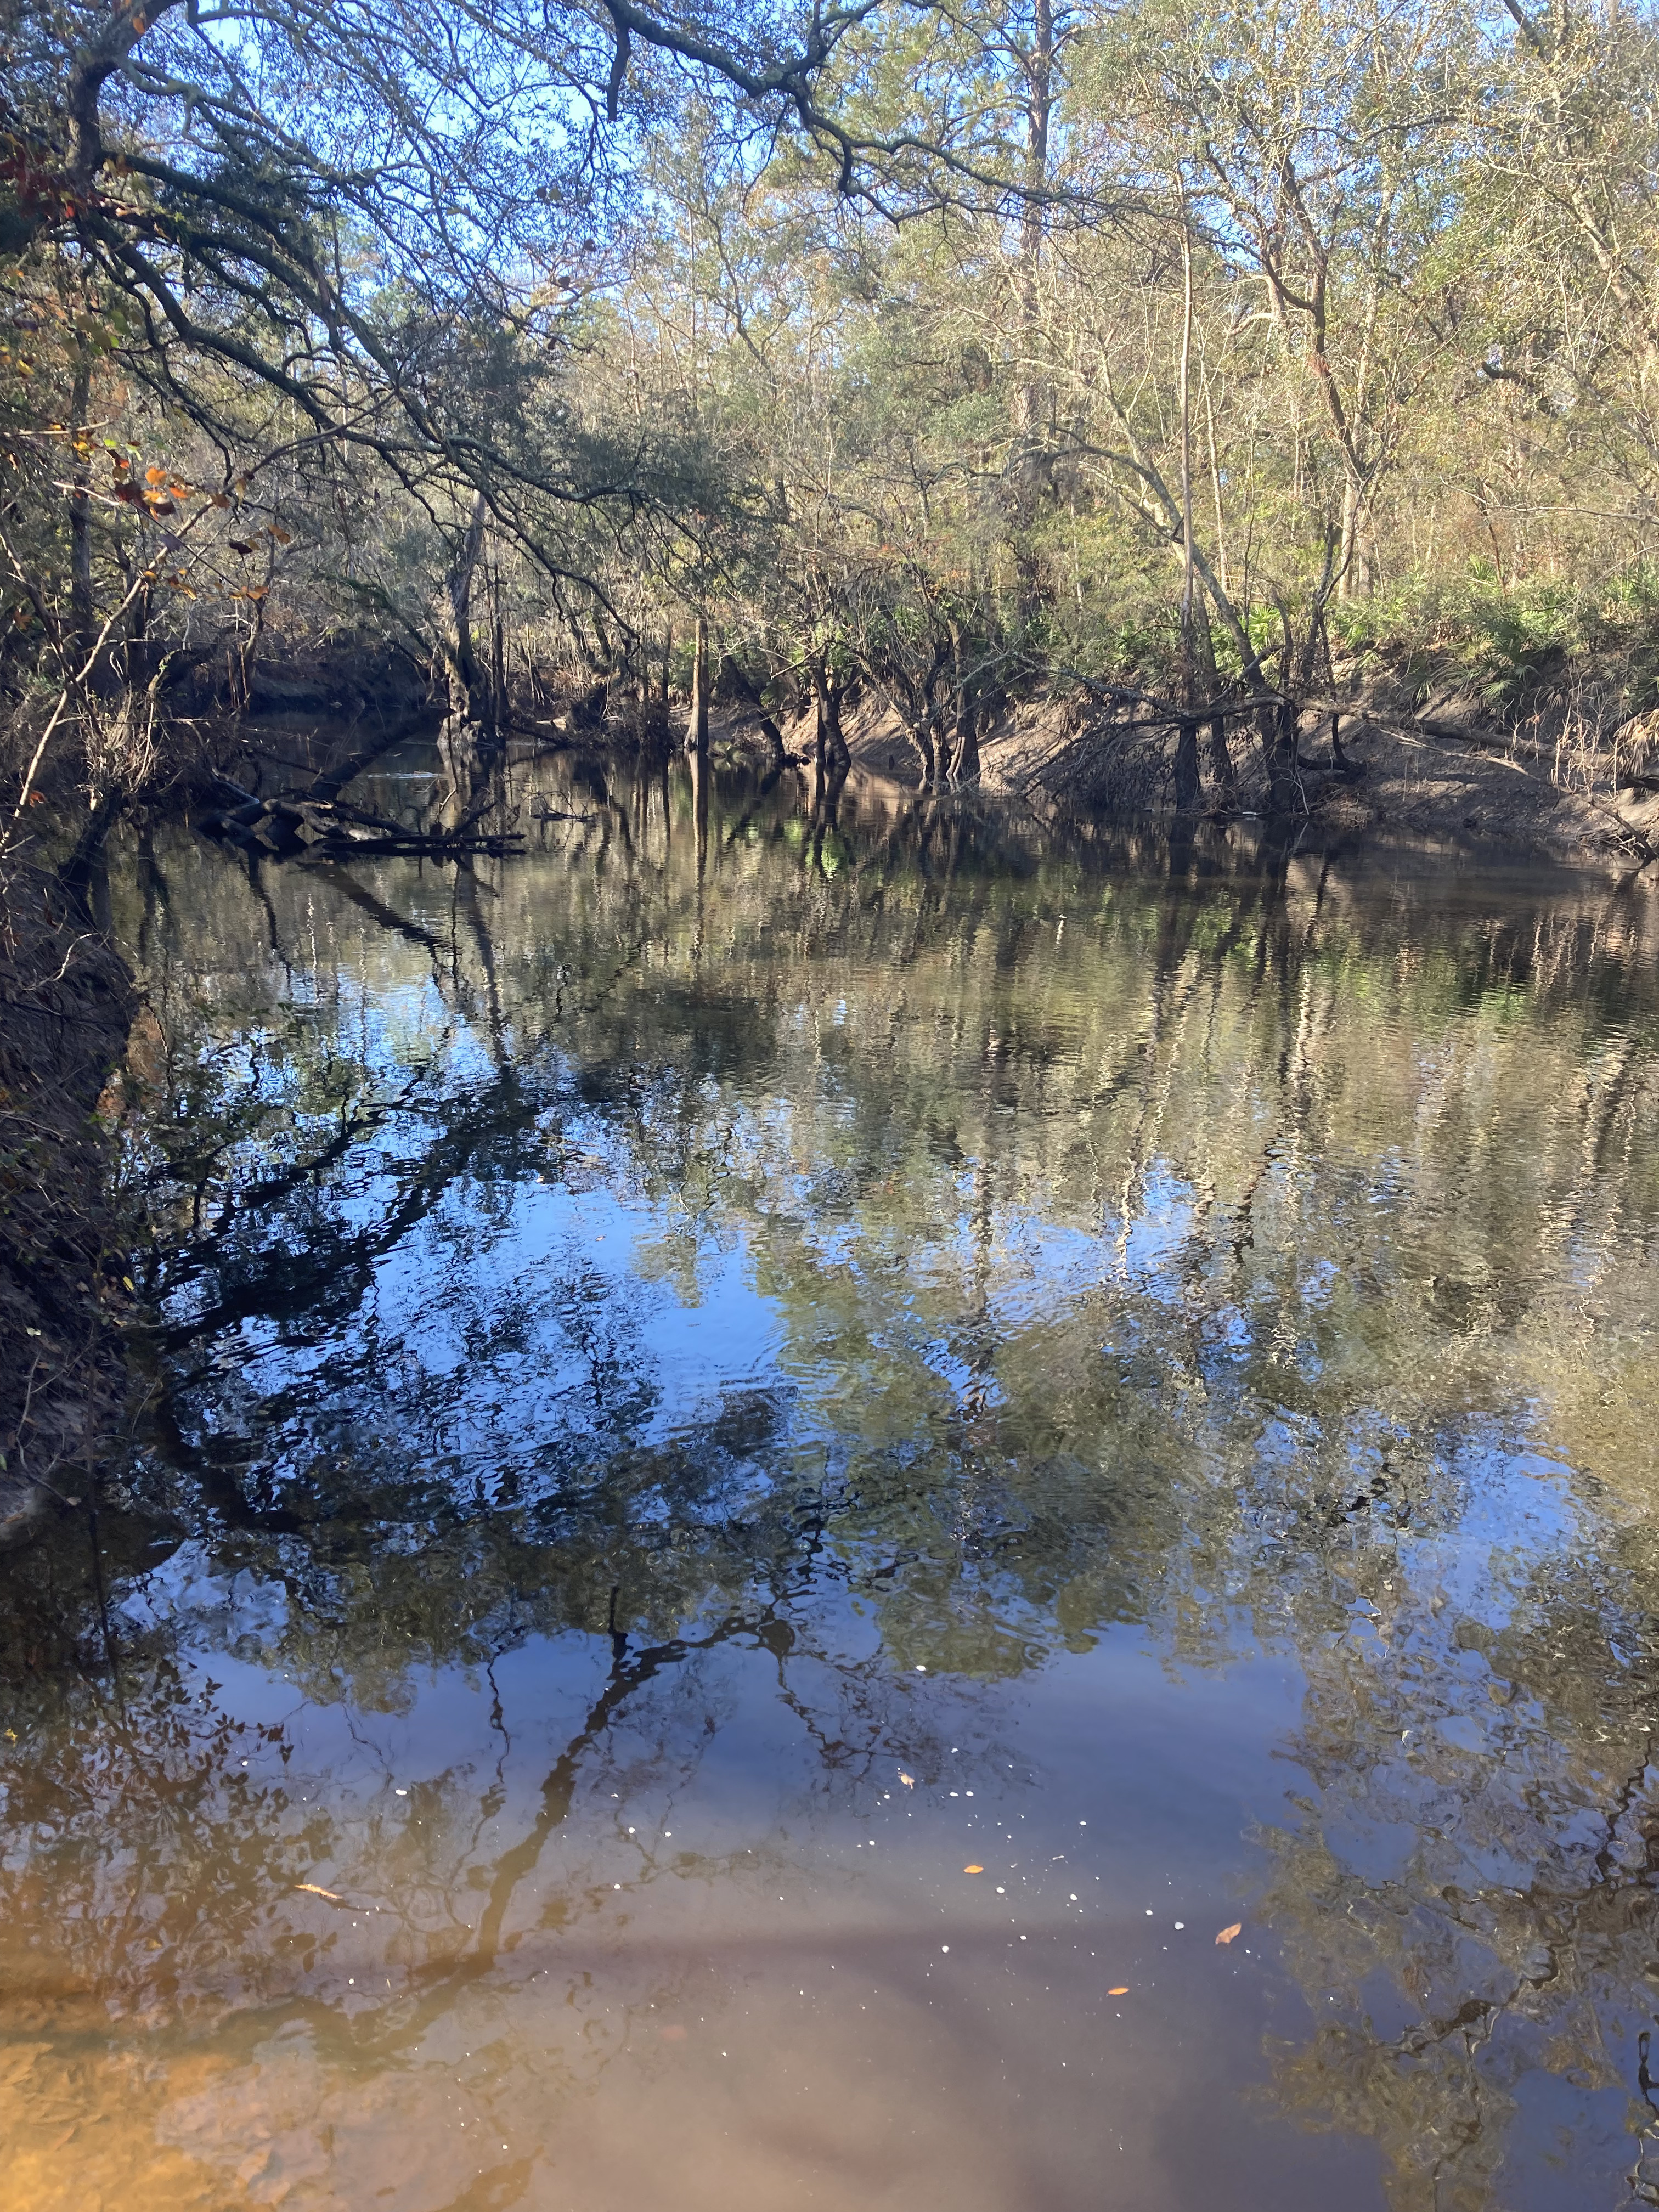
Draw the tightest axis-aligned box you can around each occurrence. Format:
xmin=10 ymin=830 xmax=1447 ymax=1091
xmin=1215 ymin=1923 xmax=1242 ymax=1946
xmin=1108 ymin=1985 xmax=1130 ymax=1996
xmin=145 ymin=465 xmax=167 ymax=483
xmin=898 ymin=1770 xmax=915 ymax=1788
xmin=963 ymin=1865 xmax=984 ymax=1874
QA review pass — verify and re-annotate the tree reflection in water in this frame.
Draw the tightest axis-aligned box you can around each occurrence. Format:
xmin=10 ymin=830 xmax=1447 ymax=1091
xmin=3 ymin=751 xmax=1659 ymax=2208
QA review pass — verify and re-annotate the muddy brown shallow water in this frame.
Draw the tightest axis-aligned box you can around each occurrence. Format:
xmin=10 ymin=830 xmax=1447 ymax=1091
xmin=4 ymin=752 xmax=1659 ymax=2211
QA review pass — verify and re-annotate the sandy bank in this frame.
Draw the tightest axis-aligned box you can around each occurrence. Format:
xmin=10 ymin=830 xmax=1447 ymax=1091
xmin=753 ymin=686 xmax=1659 ymax=877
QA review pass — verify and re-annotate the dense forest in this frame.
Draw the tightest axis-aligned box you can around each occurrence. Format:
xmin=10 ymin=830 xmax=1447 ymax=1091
xmin=5 ymin=0 xmax=1659 ymax=838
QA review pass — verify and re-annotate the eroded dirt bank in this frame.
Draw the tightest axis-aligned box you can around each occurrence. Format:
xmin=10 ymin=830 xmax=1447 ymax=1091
xmin=766 ymin=688 xmax=1658 ymax=874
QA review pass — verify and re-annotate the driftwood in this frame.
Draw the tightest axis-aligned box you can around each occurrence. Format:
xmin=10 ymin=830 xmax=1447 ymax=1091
xmin=199 ymin=776 xmax=523 ymax=860
xmin=193 ymin=702 xmax=519 ymax=858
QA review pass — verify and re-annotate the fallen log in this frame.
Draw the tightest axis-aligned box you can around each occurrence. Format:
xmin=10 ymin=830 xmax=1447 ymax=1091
xmin=198 ymin=775 xmax=523 ymax=860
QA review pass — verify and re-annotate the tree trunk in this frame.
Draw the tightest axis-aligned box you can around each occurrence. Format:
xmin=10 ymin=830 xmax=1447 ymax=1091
xmin=490 ymin=592 xmax=507 ymax=733
xmin=950 ymin=698 xmax=983 ymax=787
xmin=686 ymin=612 xmax=709 ymax=753
xmin=1261 ymin=698 xmax=1302 ymax=815
xmin=1187 ymin=602 xmax=1235 ymax=808
xmin=1173 ymin=718 xmax=1201 ymax=811
xmin=69 ymin=353 xmax=93 ymax=658
xmin=811 ymin=659 xmax=848 ymax=771
xmin=1175 ymin=193 xmax=1202 ymax=820
xmin=933 ymin=714 xmax=955 ymax=788
xmin=1008 ymin=0 xmax=1056 ymax=623
xmin=726 ymin=657 xmax=787 ymax=767
xmin=1337 ymin=473 xmax=1374 ymax=601
xmin=1206 ymin=712 xmax=1236 ymax=808
xmin=445 ymin=489 xmax=489 ymax=732
xmin=915 ymin=720 xmax=936 ymax=787
xmin=1014 ymin=0 xmax=1055 ymax=485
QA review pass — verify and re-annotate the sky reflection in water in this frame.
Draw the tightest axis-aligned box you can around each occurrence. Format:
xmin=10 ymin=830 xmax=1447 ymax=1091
xmin=4 ymin=755 xmax=1659 ymax=2211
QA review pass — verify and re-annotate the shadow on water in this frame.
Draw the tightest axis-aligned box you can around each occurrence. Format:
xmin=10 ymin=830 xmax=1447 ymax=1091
xmin=5 ymin=747 xmax=1659 ymax=2208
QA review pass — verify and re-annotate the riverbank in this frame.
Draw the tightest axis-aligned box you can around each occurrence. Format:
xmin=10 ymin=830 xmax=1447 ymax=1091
xmin=738 ymin=684 xmax=1656 ymax=876
xmin=0 ymin=857 xmax=136 ymax=1546
xmin=143 ymin=624 xmax=1659 ymax=878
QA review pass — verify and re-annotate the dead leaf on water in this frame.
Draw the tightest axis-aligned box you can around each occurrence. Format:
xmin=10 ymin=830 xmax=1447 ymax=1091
xmin=1108 ymin=1986 xmax=1130 ymax=1996
xmin=963 ymin=1864 xmax=984 ymax=1874
xmin=899 ymin=1770 xmax=915 ymax=1788
xmin=659 ymin=2025 xmax=687 ymax=2042
xmin=294 ymin=1883 xmax=343 ymax=1902
xmin=1215 ymin=1922 xmax=1243 ymax=1945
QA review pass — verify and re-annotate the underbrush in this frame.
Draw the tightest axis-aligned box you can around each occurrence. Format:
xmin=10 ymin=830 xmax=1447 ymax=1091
xmin=1330 ymin=566 xmax=1659 ymax=716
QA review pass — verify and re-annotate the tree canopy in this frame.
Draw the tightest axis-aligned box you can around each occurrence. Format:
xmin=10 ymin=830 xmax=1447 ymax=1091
xmin=5 ymin=0 xmax=1659 ymax=828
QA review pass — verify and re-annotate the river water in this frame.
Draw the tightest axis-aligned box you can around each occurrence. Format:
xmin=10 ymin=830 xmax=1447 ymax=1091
xmin=5 ymin=751 xmax=1659 ymax=2211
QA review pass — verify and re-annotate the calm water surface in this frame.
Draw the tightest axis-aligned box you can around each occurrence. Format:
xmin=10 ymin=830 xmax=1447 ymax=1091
xmin=7 ymin=754 xmax=1659 ymax=2211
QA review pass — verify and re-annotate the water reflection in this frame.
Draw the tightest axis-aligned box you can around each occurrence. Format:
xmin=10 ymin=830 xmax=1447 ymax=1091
xmin=5 ymin=753 xmax=1659 ymax=2208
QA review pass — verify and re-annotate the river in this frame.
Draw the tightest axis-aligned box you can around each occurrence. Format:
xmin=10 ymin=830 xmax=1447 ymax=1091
xmin=4 ymin=747 xmax=1659 ymax=2211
